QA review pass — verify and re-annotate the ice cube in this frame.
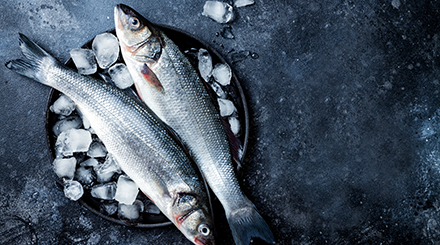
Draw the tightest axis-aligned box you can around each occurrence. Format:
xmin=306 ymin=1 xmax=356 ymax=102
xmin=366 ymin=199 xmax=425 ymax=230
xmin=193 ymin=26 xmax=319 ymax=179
xmin=212 ymin=63 xmax=232 ymax=86
xmin=55 ymin=129 xmax=92 ymax=157
xmin=75 ymin=166 xmax=94 ymax=185
xmin=100 ymin=201 xmax=118 ymax=215
xmin=92 ymin=33 xmax=120 ymax=69
xmin=234 ymin=0 xmax=255 ymax=7
xmin=114 ymin=175 xmax=139 ymax=205
xmin=80 ymin=158 xmax=99 ymax=167
xmin=198 ymin=48 xmax=212 ymax=82
xmin=108 ymin=63 xmax=135 ymax=89
xmin=94 ymin=154 xmax=122 ymax=183
xmin=217 ymin=98 xmax=236 ymax=117
xmin=76 ymin=108 xmax=91 ymax=129
xmin=52 ymin=115 xmax=82 ymax=136
xmin=50 ymin=94 xmax=76 ymax=116
xmin=87 ymin=141 xmax=107 ymax=158
xmin=210 ymin=81 xmax=227 ymax=99
xmin=63 ymin=179 xmax=84 ymax=201
xmin=70 ymin=48 xmax=97 ymax=75
xmin=91 ymin=182 xmax=117 ymax=200
xmin=220 ymin=26 xmax=235 ymax=39
xmin=202 ymin=1 xmax=235 ymax=24
xmin=53 ymin=157 xmax=76 ymax=179
xmin=118 ymin=200 xmax=143 ymax=220
xmin=145 ymin=203 xmax=161 ymax=214
xmin=228 ymin=116 xmax=240 ymax=135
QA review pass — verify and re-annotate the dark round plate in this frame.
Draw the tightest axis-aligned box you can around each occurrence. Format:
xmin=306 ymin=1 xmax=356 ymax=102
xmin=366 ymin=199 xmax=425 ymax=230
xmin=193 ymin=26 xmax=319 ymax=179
xmin=46 ymin=24 xmax=249 ymax=228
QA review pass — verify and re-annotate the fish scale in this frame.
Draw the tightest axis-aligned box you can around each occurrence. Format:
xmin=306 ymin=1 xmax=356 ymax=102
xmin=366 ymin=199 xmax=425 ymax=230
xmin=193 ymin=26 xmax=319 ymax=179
xmin=115 ymin=4 xmax=274 ymax=245
xmin=157 ymin=34 xmax=243 ymax=209
xmin=6 ymin=33 xmax=215 ymax=245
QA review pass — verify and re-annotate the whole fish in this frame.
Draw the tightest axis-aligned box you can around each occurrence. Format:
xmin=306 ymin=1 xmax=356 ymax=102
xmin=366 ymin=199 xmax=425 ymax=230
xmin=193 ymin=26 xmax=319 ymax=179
xmin=6 ymin=34 xmax=215 ymax=245
xmin=114 ymin=4 xmax=274 ymax=245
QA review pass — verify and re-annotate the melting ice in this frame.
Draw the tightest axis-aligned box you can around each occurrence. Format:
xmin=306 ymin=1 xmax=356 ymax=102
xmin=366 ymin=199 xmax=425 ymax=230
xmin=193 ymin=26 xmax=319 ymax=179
xmin=92 ymin=33 xmax=120 ymax=69
xmin=52 ymin=115 xmax=82 ymax=136
xmin=114 ymin=175 xmax=139 ymax=205
xmin=50 ymin=95 xmax=76 ymax=116
xmin=63 ymin=179 xmax=84 ymax=201
xmin=53 ymin=157 xmax=76 ymax=179
xmin=229 ymin=116 xmax=241 ymax=135
xmin=108 ymin=63 xmax=134 ymax=89
xmin=87 ymin=141 xmax=107 ymax=158
xmin=91 ymin=182 xmax=117 ymax=200
xmin=76 ymin=108 xmax=91 ymax=130
xmin=118 ymin=200 xmax=144 ymax=220
xmin=198 ymin=48 xmax=213 ymax=82
xmin=210 ymin=81 xmax=227 ymax=99
xmin=94 ymin=154 xmax=122 ymax=183
xmin=234 ymin=0 xmax=255 ymax=7
xmin=100 ymin=202 xmax=118 ymax=215
xmin=212 ymin=63 xmax=232 ymax=86
xmin=202 ymin=1 xmax=235 ymax=23
xmin=75 ymin=166 xmax=94 ymax=185
xmin=218 ymin=98 xmax=236 ymax=117
xmin=80 ymin=158 xmax=99 ymax=167
xmin=70 ymin=48 xmax=97 ymax=75
xmin=55 ymin=129 xmax=92 ymax=157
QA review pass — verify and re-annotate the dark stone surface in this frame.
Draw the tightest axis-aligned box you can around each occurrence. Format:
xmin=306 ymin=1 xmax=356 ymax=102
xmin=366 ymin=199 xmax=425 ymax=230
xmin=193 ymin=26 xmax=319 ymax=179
xmin=1 ymin=0 xmax=440 ymax=244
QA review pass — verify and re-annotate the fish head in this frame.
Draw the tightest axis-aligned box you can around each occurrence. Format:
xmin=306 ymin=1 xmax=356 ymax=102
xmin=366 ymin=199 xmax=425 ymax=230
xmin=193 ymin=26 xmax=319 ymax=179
xmin=172 ymin=193 xmax=215 ymax=245
xmin=114 ymin=4 xmax=162 ymax=63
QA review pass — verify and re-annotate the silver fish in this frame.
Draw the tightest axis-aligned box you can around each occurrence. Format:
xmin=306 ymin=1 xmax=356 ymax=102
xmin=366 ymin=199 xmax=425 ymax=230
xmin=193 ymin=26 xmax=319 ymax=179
xmin=114 ymin=4 xmax=274 ymax=245
xmin=6 ymin=34 xmax=215 ymax=245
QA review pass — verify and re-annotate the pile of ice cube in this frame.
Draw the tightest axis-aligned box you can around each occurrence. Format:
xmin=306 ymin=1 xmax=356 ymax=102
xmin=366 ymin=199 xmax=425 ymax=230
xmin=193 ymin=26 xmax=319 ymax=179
xmin=197 ymin=48 xmax=241 ymax=135
xmin=50 ymin=96 xmax=154 ymax=221
xmin=49 ymin=30 xmax=243 ymax=222
xmin=70 ymin=32 xmax=134 ymax=90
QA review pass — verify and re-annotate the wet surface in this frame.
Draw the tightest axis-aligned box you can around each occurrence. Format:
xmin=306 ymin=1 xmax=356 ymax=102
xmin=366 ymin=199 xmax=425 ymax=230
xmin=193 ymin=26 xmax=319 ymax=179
xmin=1 ymin=0 xmax=440 ymax=244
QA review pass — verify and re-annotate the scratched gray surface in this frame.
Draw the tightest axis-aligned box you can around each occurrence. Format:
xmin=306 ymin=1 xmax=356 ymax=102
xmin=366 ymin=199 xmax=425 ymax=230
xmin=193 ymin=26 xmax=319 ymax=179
xmin=1 ymin=0 xmax=440 ymax=244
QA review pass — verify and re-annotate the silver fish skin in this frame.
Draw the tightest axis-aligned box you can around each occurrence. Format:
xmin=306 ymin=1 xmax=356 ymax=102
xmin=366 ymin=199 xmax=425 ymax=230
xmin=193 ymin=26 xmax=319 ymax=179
xmin=5 ymin=34 xmax=215 ymax=245
xmin=114 ymin=4 xmax=274 ymax=245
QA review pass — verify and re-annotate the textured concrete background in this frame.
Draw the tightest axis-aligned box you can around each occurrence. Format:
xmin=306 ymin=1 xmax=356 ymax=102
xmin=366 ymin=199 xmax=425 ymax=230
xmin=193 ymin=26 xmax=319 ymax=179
xmin=1 ymin=0 xmax=440 ymax=244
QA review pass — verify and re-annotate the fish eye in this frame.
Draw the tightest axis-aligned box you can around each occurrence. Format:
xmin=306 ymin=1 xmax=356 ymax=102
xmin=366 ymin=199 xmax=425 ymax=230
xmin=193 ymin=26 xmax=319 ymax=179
xmin=197 ymin=223 xmax=211 ymax=236
xmin=129 ymin=17 xmax=140 ymax=29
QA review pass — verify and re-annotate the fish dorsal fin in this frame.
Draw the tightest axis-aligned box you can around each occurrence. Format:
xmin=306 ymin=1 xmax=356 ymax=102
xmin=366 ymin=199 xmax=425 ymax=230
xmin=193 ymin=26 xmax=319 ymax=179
xmin=141 ymin=64 xmax=164 ymax=93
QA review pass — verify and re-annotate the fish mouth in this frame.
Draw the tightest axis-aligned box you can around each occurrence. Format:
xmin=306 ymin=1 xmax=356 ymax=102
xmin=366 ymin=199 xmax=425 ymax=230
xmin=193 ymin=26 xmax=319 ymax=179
xmin=116 ymin=4 xmax=134 ymax=16
xmin=114 ymin=4 xmax=130 ymax=31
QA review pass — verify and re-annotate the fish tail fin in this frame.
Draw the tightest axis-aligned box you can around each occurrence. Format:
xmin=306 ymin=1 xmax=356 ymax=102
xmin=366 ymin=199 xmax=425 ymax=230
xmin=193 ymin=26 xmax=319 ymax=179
xmin=5 ymin=33 xmax=57 ymax=83
xmin=226 ymin=204 xmax=275 ymax=245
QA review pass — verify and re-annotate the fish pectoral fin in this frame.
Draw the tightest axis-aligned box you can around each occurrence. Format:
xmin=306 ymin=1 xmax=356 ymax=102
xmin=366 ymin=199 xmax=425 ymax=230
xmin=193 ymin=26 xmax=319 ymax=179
xmin=141 ymin=64 xmax=164 ymax=94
